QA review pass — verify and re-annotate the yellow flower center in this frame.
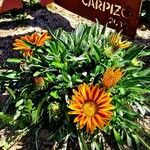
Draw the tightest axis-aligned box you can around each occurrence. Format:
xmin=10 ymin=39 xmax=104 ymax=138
xmin=83 ymin=102 xmax=97 ymax=117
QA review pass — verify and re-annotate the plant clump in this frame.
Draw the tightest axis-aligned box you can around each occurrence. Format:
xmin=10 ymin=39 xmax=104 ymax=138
xmin=0 ymin=23 xmax=150 ymax=149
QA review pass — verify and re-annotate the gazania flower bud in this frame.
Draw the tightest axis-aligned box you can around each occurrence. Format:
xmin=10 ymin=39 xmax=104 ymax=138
xmin=48 ymin=102 xmax=60 ymax=120
xmin=102 ymin=68 xmax=124 ymax=89
xmin=104 ymin=46 xmax=113 ymax=58
xmin=131 ymin=58 xmax=141 ymax=66
xmin=33 ymin=77 xmax=45 ymax=87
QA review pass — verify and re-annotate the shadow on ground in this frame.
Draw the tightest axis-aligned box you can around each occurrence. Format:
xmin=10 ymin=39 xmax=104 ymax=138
xmin=0 ymin=8 xmax=73 ymax=66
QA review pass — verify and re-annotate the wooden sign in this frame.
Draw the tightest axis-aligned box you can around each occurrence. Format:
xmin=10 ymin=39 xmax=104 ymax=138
xmin=55 ymin=0 xmax=143 ymax=38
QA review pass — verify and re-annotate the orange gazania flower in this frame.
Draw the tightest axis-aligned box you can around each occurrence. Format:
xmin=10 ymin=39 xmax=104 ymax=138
xmin=22 ymin=48 xmax=33 ymax=58
xmin=21 ymin=32 xmax=51 ymax=47
xmin=110 ymin=33 xmax=132 ymax=49
xmin=13 ymin=39 xmax=33 ymax=57
xmin=102 ymin=68 xmax=124 ymax=89
xmin=68 ymin=83 xmax=114 ymax=133
xmin=13 ymin=39 xmax=29 ymax=50
xmin=13 ymin=32 xmax=50 ymax=57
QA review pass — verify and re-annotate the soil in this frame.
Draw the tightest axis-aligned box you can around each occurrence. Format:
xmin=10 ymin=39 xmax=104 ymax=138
xmin=0 ymin=3 xmax=150 ymax=150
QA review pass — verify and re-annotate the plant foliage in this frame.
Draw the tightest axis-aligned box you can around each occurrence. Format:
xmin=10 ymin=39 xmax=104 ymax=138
xmin=0 ymin=23 xmax=150 ymax=149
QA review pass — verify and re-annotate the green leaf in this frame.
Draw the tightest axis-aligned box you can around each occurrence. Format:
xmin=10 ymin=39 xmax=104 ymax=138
xmin=138 ymin=68 xmax=150 ymax=76
xmin=31 ymin=57 xmax=42 ymax=63
xmin=6 ymin=87 xmax=16 ymax=100
xmin=32 ymin=95 xmax=49 ymax=124
xmin=91 ymin=141 xmax=102 ymax=150
xmin=126 ymin=87 xmax=150 ymax=93
xmin=95 ymin=66 xmax=103 ymax=74
xmin=121 ymin=118 xmax=140 ymax=129
xmin=25 ymin=99 xmax=34 ymax=113
xmin=37 ymin=48 xmax=43 ymax=53
xmin=123 ymin=46 xmax=144 ymax=60
xmin=124 ymin=77 xmax=150 ymax=85
xmin=0 ymin=112 xmax=13 ymax=124
xmin=13 ymin=110 xmax=21 ymax=120
xmin=6 ymin=72 xmax=18 ymax=79
xmin=7 ymin=58 xmax=22 ymax=63
xmin=100 ymin=24 xmax=107 ymax=36
xmin=113 ymin=129 xmax=123 ymax=145
xmin=92 ymin=44 xmax=101 ymax=60
xmin=51 ymin=61 xmax=64 ymax=69
xmin=139 ymin=50 xmax=150 ymax=56
xmin=132 ymin=134 xmax=139 ymax=146
xmin=77 ymin=129 xmax=89 ymax=150
xmin=0 ymin=71 xmax=18 ymax=79
xmin=46 ymin=73 xmax=54 ymax=82
xmin=62 ymin=73 xmax=71 ymax=83
xmin=15 ymin=99 xmax=24 ymax=107
xmin=50 ymin=91 xmax=60 ymax=99
xmin=33 ymin=71 xmax=42 ymax=77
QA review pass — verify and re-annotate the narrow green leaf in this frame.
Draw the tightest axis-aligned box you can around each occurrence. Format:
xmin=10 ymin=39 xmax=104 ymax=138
xmin=6 ymin=87 xmax=16 ymax=100
xmin=14 ymin=110 xmax=21 ymax=120
xmin=113 ymin=129 xmax=123 ymax=145
xmin=5 ymin=72 xmax=18 ymax=79
xmin=139 ymin=50 xmax=150 ymax=56
xmin=132 ymin=134 xmax=139 ymax=145
xmin=31 ymin=57 xmax=42 ymax=63
xmin=50 ymin=91 xmax=60 ymax=99
xmin=123 ymin=46 xmax=144 ymax=60
xmin=0 ymin=71 xmax=18 ymax=79
xmin=126 ymin=87 xmax=150 ymax=93
xmin=33 ymin=71 xmax=42 ymax=77
xmin=92 ymin=44 xmax=101 ymax=60
xmin=7 ymin=58 xmax=22 ymax=63
xmin=77 ymin=129 xmax=89 ymax=150
xmin=46 ymin=73 xmax=54 ymax=82
xmin=62 ymin=73 xmax=70 ymax=83
xmin=124 ymin=77 xmax=150 ymax=85
xmin=15 ymin=99 xmax=24 ymax=107
xmin=51 ymin=61 xmax=64 ymax=69
xmin=100 ymin=24 xmax=107 ymax=36
xmin=32 ymin=95 xmax=49 ymax=124
xmin=0 ymin=112 xmax=13 ymax=124
xmin=138 ymin=68 xmax=150 ymax=76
